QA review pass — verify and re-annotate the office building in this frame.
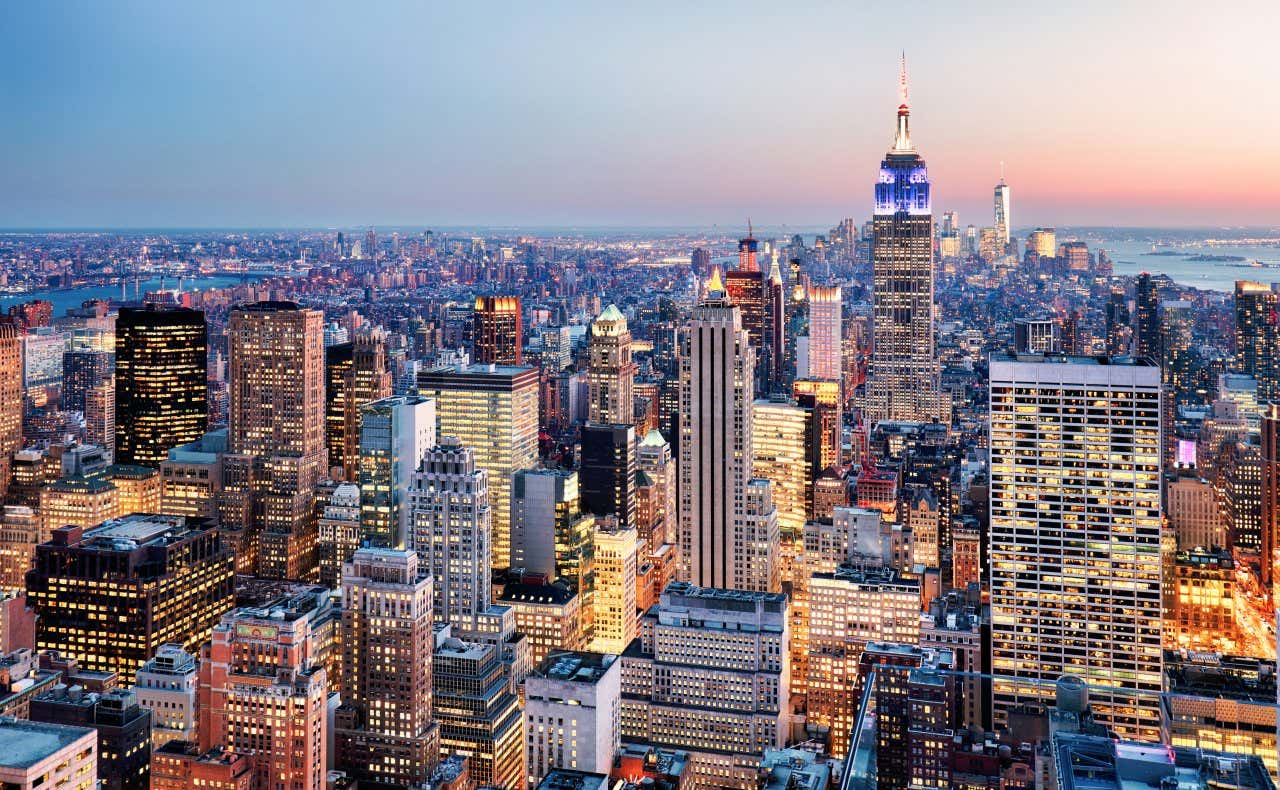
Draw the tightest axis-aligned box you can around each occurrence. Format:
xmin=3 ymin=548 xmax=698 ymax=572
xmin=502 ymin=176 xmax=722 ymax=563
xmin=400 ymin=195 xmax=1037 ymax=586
xmin=324 ymin=330 xmax=394 ymax=481
xmin=0 ymin=321 xmax=21 ymax=502
xmin=1134 ymin=272 xmax=1161 ymax=361
xmin=335 ymin=548 xmax=438 ymax=786
xmin=806 ymin=566 xmax=919 ymax=757
xmin=498 ymin=580 xmax=583 ymax=666
xmin=635 ymin=429 xmax=676 ymax=548
xmin=1171 ymin=548 xmax=1242 ymax=654
xmin=678 ymin=269 xmax=757 ymax=590
xmin=793 ymin=378 xmax=841 ymax=471
xmin=150 ymin=742 xmax=251 ymax=790
xmin=620 ymin=583 xmax=788 ymax=787
xmin=159 ymin=430 xmax=224 ymax=522
xmin=432 ymin=633 xmax=524 ymax=789
xmin=317 ymin=482 xmax=361 ymax=588
xmin=1105 ymin=288 xmax=1132 ymax=356
xmin=198 ymin=594 xmax=330 ymax=790
xmin=26 ymin=515 xmax=234 ymax=684
xmin=114 ymin=305 xmax=207 ymax=468
xmin=473 ymin=295 xmax=523 ymax=365
xmin=989 ymin=354 xmax=1163 ymax=740
xmin=1167 ymin=474 xmax=1223 ymax=550
xmin=1049 ymin=731 xmax=1274 ymax=790
xmin=133 ymin=644 xmax=198 ymax=748
xmin=867 ymin=68 xmax=940 ymax=425
xmin=525 ymin=651 xmax=621 ymax=786
xmin=1013 ymin=316 xmax=1061 ymax=354
xmin=587 ymin=305 xmax=636 ymax=425
xmin=417 ymin=364 xmax=540 ymax=571
xmin=511 ymin=469 xmax=594 ymax=596
xmin=1236 ymin=281 xmax=1279 ymax=402
xmin=578 ymin=423 xmax=636 ymax=529
xmin=61 ymin=344 xmax=112 ymax=416
xmin=357 ymin=395 xmax=435 ymax=548
xmin=0 ymin=507 xmax=39 ymax=591
xmin=856 ymin=643 xmax=954 ymax=790
xmin=725 ymin=262 xmax=782 ymax=395
xmin=993 ymin=178 xmax=1011 ymax=248
xmin=0 ymin=716 xmax=97 ymax=790
xmin=1266 ymin=405 xmax=1280 ymax=597
xmin=805 ymin=285 xmax=841 ymax=381
xmin=1027 ymin=227 xmax=1056 ymax=259
xmin=1161 ymin=651 xmax=1278 ymax=780
xmin=920 ymin=593 xmax=989 ymax=733
xmin=590 ymin=522 xmax=638 ymax=655
xmin=30 ymin=687 xmax=151 ymax=790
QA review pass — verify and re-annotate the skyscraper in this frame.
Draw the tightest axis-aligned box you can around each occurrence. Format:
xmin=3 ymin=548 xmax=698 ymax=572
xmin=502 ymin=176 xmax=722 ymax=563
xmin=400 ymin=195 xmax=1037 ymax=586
xmin=589 ymin=521 xmax=638 ymax=655
xmin=635 ymin=429 xmax=676 ymax=548
xmin=114 ymin=305 xmax=207 ymax=468
xmin=324 ymin=330 xmax=394 ymax=481
xmin=578 ymin=423 xmax=636 ymax=529
xmin=0 ymin=320 xmax=23 ymax=502
xmin=473 ymin=295 xmax=523 ymax=365
xmin=867 ymin=62 xmax=940 ymax=426
xmin=988 ymin=354 xmax=1162 ymax=740
xmin=408 ymin=439 xmax=492 ymax=631
xmin=510 ymin=469 xmax=594 ymax=595
xmin=1134 ymin=273 xmax=1161 ymax=361
xmin=1262 ymin=405 xmax=1280 ymax=596
xmin=805 ymin=285 xmax=841 ymax=381
xmin=1104 ymin=288 xmax=1132 ymax=356
xmin=357 ymin=395 xmax=435 ymax=548
xmin=993 ymin=177 xmax=1011 ymax=248
xmin=417 ymin=364 xmax=539 ymax=570
xmin=335 ymin=548 xmax=438 ymax=786
xmin=678 ymin=269 xmax=757 ymax=589
xmin=587 ymin=305 xmax=636 ymax=425
xmin=1235 ymin=280 xmax=1279 ymax=401
xmin=752 ymin=397 xmax=821 ymax=534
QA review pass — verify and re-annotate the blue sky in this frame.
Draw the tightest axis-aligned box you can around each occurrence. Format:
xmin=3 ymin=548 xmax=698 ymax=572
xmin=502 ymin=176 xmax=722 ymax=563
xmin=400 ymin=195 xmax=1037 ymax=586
xmin=2 ymin=1 xmax=1277 ymax=229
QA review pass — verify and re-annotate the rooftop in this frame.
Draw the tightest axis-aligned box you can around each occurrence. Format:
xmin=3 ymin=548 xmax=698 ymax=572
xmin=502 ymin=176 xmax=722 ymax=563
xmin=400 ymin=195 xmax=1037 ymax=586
xmin=534 ymin=651 xmax=616 ymax=684
xmin=536 ymin=769 xmax=610 ymax=790
xmin=0 ymin=716 xmax=95 ymax=769
xmin=1053 ymin=732 xmax=1274 ymax=790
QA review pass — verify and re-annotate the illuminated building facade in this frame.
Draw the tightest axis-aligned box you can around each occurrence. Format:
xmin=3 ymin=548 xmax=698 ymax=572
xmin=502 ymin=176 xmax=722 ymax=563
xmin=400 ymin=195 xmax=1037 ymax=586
xmin=619 ymin=583 xmax=788 ymax=789
xmin=27 ymin=515 xmax=234 ymax=685
xmin=324 ymin=331 xmax=394 ymax=481
xmin=0 ymin=717 xmax=98 ymax=790
xmin=159 ymin=431 xmax=224 ymax=522
xmin=1027 ymin=227 xmax=1056 ymax=259
xmin=867 ymin=67 xmax=940 ymax=426
xmin=498 ymin=580 xmax=582 ymax=667
xmin=587 ymin=305 xmax=636 ymax=425
xmin=198 ymin=593 xmax=330 ymax=790
xmin=335 ymin=548 xmax=438 ymax=786
xmin=1166 ymin=474 xmax=1223 ymax=549
xmin=134 ymin=644 xmax=198 ymax=748
xmin=524 ymin=651 xmax=621 ymax=786
xmin=993 ymin=179 xmax=1011 ymax=248
xmin=1235 ymin=280 xmax=1279 ymax=402
xmin=988 ymin=354 xmax=1163 ymax=740
xmin=511 ymin=469 xmax=594 ymax=599
xmin=793 ymin=379 xmax=841 ymax=471
xmin=417 ymin=364 xmax=539 ymax=571
xmin=805 ymin=285 xmax=841 ymax=382
xmin=114 ymin=306 xmax=207 ymax=468
xmin=38 ymin=477 xmax=120 ymax=537
xmin=0 ymin=507 xmax=39 ymax=590
xmin=357 ymin=395 xmax=435 ymax=548
xmin=473 ymin=295 xmax=523 ymax=365
xmin=432 ymin=633 xmax=524 ymax=789
xmin=1171 ymin=548 xmax=1241 ymax=654
xmin=150 ymin=742 xmax=251 ymax=790
xmin=317 ymin=482 xmax=361 ymax=588
xmin=752 ymin=398 xmax=820 ymax=534
xmin=1264 ymin=404 xmax=1280 ymax=596
xmin=678 ymin=270 xmax=757 ymax=590
xmin=409 ymin=439 xmax=492 ymax=631
xmin=590 ymin=522 xmax=637 ymax=655
xmin=806 ymin=566 xmax=919 ymax=757
xmin=1134 ymin=272 xmax=1160 ymax=361
xmin=635 ymin=429 xmax=676 ymax=547
xmin=578 ymin=423 xmax=636 ymax=530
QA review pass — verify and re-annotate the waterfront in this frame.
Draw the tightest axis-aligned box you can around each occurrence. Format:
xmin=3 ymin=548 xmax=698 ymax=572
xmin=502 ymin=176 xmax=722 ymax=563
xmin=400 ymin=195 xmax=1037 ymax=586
xmin=0 ymin=273 xmax=268 ymax=315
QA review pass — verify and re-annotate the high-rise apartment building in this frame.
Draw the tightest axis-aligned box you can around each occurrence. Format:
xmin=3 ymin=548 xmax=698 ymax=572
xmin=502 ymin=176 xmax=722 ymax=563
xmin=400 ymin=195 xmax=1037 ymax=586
xmin=408 ymin=440 xmax=493 ymax=632
xmin=114 ymin=305 xmax=207 ymax=467
xmin=26 ymin=515 xmax=234 ymax=685
xmin=805 ymin=285 xmax=841 ymax=381
xmin=1236 ymin=281 xmax=1279 ymax=402
xmin=867 ymin=68 xmax=940 ymax=426
xmin=988 ymin=354 xmax=1163 ymax=740
xmin=417 ymin=364 xmax=539 ymax=570
xmin=678 ymin=270 xmax=757 ymax=590
xmin=620 ymin=582 xmax=789 ymax=788
xmin=473 ymin=295 xmax=523 ymax=365
xmin=587 ymin=305 xmax=636 ymax=425
xmin=357 ymin=395 xmax=435 ymax=548
xmin=335 ymin=548 xmax=438 ymax=786
xmin=524 ymin=651 xmax=621 ymax=786
xmin=198 ymin=594 xmax=330 ymax=790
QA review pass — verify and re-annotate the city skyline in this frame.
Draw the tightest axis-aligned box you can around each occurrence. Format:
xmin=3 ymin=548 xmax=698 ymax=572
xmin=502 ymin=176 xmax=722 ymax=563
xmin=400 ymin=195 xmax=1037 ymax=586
xmin=3 ymin=2 xmax=1278 ymax=229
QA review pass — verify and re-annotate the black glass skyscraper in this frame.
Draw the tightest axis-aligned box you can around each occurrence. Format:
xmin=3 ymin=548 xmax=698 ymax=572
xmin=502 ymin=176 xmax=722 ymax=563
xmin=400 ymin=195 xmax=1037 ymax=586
xmin=115 ymin=305 xmax=208 ymax=467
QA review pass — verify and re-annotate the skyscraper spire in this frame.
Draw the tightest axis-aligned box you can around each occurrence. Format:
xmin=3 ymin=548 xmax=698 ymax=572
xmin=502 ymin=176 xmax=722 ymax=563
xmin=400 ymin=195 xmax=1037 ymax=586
xmin=893 ymin=53 xmax=913 ymax=152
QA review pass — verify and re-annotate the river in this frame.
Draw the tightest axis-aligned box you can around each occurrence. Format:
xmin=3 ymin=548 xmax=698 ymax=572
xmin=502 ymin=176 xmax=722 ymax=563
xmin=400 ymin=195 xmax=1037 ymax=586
xmin=0 ymin=273 xmax=270 ymax=315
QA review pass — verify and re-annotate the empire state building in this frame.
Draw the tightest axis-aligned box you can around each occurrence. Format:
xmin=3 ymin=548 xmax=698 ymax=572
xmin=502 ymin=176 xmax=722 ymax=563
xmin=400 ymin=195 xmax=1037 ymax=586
xmin=866 ymin=60 xmax=941 ymax=426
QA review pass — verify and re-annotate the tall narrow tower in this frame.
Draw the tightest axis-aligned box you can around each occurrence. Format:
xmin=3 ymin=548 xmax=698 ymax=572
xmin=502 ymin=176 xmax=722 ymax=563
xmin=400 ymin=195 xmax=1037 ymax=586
xmin=678 ymin=268 xmax=757 ymax=589
xmin=867 ymin=58 xmax=940 ymax=426
xmin=587 ymin=304 xmax=636 ymax=425
xmin=993 ymin=174 xmax=1011 ymax=249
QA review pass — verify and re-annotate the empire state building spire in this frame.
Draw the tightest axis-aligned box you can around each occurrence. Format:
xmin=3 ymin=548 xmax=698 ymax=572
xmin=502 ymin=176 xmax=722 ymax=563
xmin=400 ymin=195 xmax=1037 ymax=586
xmin=893 ymin=52 xmax=913 ymax=152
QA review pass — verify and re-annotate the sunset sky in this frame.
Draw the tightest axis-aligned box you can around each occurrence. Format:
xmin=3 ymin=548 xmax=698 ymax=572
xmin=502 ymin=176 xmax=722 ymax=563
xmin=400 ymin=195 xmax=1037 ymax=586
xmin=2 ymin=1 xmax=1277 ymax=229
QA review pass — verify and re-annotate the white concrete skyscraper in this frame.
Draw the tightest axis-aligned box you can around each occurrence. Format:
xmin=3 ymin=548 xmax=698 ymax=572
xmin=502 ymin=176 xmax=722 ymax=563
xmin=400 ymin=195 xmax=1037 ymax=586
xmin=866 ymin=60 xmax=941 ymax=426
xmin=988 ymin=354 xmax=1163 ymax=741
xmin=678 ymin=268 xmax=757 ymax=590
